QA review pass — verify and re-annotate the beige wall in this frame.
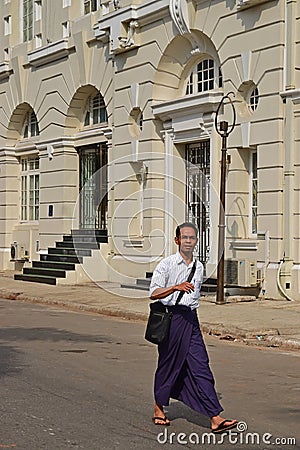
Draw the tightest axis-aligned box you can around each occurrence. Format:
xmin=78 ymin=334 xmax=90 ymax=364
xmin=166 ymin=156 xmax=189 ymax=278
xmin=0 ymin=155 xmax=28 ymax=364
xmin=0 ymin=0 xmax=299 ymax=299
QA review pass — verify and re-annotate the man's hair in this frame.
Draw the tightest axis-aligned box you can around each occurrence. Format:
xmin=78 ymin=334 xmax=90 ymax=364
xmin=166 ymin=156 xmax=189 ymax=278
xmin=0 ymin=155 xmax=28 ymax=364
xmin=175 ymin=222 xmax=198 ymax=238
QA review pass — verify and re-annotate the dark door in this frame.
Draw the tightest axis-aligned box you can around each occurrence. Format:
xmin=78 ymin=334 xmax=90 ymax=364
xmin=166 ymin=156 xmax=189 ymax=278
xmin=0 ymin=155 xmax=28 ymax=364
xmin=186 ymin=140 xmax=210 ymax=266
xmin=78 ymin=144 xmax=107 ymax=229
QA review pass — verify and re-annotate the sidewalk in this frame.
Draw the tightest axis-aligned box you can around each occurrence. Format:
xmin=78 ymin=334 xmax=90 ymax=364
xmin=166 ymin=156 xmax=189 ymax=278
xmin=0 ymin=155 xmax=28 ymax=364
xmin=1 ymin=271 xmax=300 ymax=350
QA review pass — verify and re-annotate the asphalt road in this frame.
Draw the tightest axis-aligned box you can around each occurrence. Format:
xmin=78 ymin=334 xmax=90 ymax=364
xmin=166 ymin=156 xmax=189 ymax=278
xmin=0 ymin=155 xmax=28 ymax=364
xmin=0 ymin=298 xmax=299 ymax=450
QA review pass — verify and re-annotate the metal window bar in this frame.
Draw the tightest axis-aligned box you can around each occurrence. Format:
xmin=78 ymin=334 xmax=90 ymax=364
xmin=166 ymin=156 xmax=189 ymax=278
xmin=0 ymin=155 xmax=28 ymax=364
xmin=197 ymin=59 xmax=215 ymax=93
xmin=251 ymin=151 xmax=258 ymax=234
xmin=186 ymin=141 xmax=210 ymax=266
xmin=79 ymin=144 xmax=108 ymax=230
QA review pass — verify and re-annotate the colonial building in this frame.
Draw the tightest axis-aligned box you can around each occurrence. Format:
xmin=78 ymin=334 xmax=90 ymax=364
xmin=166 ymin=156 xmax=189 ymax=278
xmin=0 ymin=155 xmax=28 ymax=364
xmin=0 ymin=0 xmax=299 ymax=301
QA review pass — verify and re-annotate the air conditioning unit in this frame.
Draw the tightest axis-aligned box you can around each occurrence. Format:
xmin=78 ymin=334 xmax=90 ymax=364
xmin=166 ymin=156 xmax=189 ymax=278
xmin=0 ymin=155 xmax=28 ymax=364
xmin=225 ymin=259 xmax=257 ymax=287
xmin=10 ymin=242 xmax=28 ymax=261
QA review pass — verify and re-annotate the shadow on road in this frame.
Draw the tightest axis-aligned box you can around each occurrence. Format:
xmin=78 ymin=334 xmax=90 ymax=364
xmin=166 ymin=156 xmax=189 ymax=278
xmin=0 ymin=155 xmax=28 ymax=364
xmin=165 ymin=400 xmax=212 ymax=430
xmin=0 ymin=343 xmax=23 ymax=378
xmin=0 ymin=327 xmax=114 ymax=344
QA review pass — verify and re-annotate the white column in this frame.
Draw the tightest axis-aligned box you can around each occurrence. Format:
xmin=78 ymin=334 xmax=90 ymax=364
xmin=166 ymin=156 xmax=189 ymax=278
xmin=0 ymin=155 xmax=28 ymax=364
xmin=163 ymin=126 xmax=174 ymax=257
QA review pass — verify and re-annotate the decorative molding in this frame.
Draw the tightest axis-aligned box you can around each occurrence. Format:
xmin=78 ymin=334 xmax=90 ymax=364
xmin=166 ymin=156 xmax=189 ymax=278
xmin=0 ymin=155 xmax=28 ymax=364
xmin=103 ymin=127 xmax=113 ymax=140
xmin=118 ymin=20 xmax=139 ymax=49
xmin=94 ymin=29 xmax=109 ymax=44
xmin=36 ymin=137 xmax=75 ymax=151
xmin=123 ymin=238 xmax=144 ymax=248
xmin=94 ymin=0 xmax=169 ymax=54
xmin=230 ymin=239 xmax=258 ymax=251
xmin=280 ymin=89 xmax=300 ymax=105
xmin=240 ymin=122 xmax=250 ymax=148
xmin=153 ymin=91 xmax=220 ymax=143
xmin=241 ymin=51 xmax=251 ymax=81
xmin=169 ymin=0 xmax=200 ymax=54
xmin=27 ymin=38 xmax=74 ymax=67
xmin=131 ymin=139 xmax=139 ymax=162
xmin=0 ymin=148 xmax=17 ymax=158
xmin=130 ymin=83 xmax=140 ymax=109
xmin=169 ymin=0 xmax=190 ymax=35
xmin=0 ymin=61 xmax=13 ymax=80
xmin=237 ymin=0 xmax=273 ymax=10
xmin=152 ymin=90 xmax=224 ymax=121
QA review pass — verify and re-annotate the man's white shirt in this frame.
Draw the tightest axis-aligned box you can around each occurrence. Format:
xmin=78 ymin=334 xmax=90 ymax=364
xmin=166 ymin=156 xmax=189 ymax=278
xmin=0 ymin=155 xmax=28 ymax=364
xmin=149 ymin=252 xmax=204 ymax=310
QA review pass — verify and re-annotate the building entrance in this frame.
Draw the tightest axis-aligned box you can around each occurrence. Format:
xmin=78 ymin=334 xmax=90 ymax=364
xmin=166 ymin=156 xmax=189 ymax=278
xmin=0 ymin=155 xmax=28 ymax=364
xmin=186 ymin=141 xmax=210 ymax=266
xmin=78 ymin=144 xmax=107 ymax=229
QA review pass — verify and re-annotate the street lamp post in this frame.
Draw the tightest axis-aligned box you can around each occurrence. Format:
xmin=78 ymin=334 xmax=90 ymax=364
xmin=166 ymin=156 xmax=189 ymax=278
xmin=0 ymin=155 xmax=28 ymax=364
xmin=214 ymin=93 xmax=236 ymax=305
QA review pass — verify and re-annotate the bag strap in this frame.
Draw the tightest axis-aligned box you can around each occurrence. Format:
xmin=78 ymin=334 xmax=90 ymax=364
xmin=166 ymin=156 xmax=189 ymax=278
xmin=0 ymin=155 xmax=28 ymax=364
xmin=175 ymin=259 xmax=197 ymax=305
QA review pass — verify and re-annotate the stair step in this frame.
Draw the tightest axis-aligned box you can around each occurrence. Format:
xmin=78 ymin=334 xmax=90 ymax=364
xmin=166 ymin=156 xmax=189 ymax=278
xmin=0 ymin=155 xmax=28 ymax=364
xmin=204 ymin=277 xmax=218 ymax=286
xmin=32 ymin=261 xmax=76 ymax=271
xmin=120 ymin=283 xmax=149 ymax=291
xmin=40 ymin=254 xmax=83 ymax=264
xmin=56 ymin=241 xmax=99 ymax=249
xmin=136 ymin=278 xmax=151 ymax=287
xmin=14 ymin=274 xmax=57 ymax=285
xmin=62 ymin=235 xmax=73 ymax=242
xmin=71 ymin=229 xmax=107 ymax=237
xmin=23 ymin=267 xmax=67 ymax=278
xmin=48 ymin=247 xmax=92 ymax=257
xmin=201 ymin=284 xmax=217 ymax=293
xmin=68 ymin=234 xmax=108 ymax=244
xmin=15 ymin=230 xmax=107 ymax=286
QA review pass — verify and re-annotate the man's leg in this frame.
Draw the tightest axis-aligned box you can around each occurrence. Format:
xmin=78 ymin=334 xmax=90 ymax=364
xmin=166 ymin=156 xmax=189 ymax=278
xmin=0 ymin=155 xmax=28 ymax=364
xmin=181 ymin=322 xmax=223 ymax=417
xmin=185 ymin=321 xmax=237 ymax=431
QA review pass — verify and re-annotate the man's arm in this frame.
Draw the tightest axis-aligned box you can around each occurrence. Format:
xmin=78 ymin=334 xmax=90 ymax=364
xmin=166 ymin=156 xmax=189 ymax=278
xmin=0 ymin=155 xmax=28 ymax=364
xmin=150 ymin=281 xmax=195 ymax=300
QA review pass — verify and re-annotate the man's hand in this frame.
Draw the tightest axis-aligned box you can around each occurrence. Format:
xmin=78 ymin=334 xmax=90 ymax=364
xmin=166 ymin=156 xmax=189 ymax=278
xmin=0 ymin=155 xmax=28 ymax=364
xmin=150 ymin=282 xmax=194 ymax=300
xmin=174 ymin=282 xmax=194 ymax=293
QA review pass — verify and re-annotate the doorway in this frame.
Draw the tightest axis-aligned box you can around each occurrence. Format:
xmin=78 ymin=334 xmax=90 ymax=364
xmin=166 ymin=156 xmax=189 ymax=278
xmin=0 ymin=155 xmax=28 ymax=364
xmin=186 ymin=140 xmax=210 ymax=266
xmin=78 ymin=144 xmax=107 ymax=229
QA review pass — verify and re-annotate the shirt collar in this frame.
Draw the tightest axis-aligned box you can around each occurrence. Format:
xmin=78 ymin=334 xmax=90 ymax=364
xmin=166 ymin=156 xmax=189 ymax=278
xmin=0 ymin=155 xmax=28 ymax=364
xmin=175 ymin=251 xmax=194 ymax=267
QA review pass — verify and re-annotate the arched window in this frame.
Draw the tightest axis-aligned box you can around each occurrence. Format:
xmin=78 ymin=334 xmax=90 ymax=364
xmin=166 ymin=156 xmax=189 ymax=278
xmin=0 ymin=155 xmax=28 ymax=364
xmin=186 ymin=58 xmax=222 ymax=95
xmin=23 ymin=111 xmax=40 ymax=138
xmin=84 ymin=93 xmax=108 ymax=126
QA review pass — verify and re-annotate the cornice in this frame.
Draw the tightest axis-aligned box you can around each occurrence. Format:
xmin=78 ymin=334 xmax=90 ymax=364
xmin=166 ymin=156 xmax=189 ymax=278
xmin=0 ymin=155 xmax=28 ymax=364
xmin=94 ymin=0 xmax=169 ymax=53
xmin=0 ymin=61 xmax=13 ymax=80
xmin=26 ymin=38 xmax=75 ymax=68
xmin=152 ymin=90 xmax=224 ymax=121
xmin=280 ymin=89 xmax=300 ymax=105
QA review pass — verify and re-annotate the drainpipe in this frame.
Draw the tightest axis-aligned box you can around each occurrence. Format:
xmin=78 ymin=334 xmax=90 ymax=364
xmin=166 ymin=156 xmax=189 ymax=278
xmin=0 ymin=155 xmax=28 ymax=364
xmin=108 ymin=56 xmax=117 ymax=258
xmin=277 ymin=0 xmax=296 ymax=300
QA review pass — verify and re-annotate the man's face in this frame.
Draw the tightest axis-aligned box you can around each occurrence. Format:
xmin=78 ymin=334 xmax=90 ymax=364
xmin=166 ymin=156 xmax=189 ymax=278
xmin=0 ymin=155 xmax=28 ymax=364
xmin=175 ymin=226 xmax=198 ymax=253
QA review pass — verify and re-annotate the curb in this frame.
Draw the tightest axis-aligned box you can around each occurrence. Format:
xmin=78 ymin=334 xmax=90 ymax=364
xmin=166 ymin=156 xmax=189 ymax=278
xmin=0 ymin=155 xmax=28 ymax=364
xmin=1 ymin=289 xmax=299 ymax=350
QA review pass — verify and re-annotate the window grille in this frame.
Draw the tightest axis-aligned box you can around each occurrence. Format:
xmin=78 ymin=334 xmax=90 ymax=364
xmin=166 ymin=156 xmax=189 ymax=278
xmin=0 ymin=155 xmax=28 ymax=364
xmin=84 ymin=93 xmax=108 ymax=126
xmin=23 ymin=0 xmax=34 ymax=42
xmin=23 ymin=112 xmax=40 ymax=138
xmin=186 ymin=141 xmax=211 ymax=266
xmin=250 ymin=151 xmax=258 ymax=234
xmin=186 ymin=59 xmax=222 ymax=95
xmin=249 ymin=87 xmax=259 ymax=111
xmin=84 ymin=0 xmax=98 ymax=14
xmin=21 ymin=157 xmax=39 ymax=221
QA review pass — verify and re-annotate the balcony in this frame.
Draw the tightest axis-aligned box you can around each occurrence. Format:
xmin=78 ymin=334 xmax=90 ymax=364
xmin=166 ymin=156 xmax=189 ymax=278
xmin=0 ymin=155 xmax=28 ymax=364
xmin=27 ymin=38 xmax=74 ymax=68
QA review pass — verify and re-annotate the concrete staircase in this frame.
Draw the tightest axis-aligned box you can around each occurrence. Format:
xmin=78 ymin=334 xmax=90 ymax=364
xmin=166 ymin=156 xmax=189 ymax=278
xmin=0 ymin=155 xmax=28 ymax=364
xmin=14 ymin=229 xmax=108 ymax=285
xmin=121 ymin=273 xmax=218 ymax=294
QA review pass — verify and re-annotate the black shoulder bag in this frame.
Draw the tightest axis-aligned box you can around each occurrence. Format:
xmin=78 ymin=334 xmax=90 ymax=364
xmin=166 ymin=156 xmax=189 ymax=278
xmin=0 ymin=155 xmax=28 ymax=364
xmin=145 ymin=260 xmax=197 ymax=345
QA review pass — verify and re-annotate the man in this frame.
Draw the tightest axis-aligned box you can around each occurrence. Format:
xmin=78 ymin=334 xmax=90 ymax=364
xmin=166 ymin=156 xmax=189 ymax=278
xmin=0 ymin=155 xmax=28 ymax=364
xmin=149 ymin=222 xmax=237 ymax=433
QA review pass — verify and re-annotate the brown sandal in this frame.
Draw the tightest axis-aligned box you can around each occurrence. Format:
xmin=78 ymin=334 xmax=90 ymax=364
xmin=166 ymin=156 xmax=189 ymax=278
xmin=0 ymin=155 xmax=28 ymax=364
xmin=212 ymin=419 xmax=238 ymax=434
xmin=152 ymin=416 xmax=170 ymax=426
